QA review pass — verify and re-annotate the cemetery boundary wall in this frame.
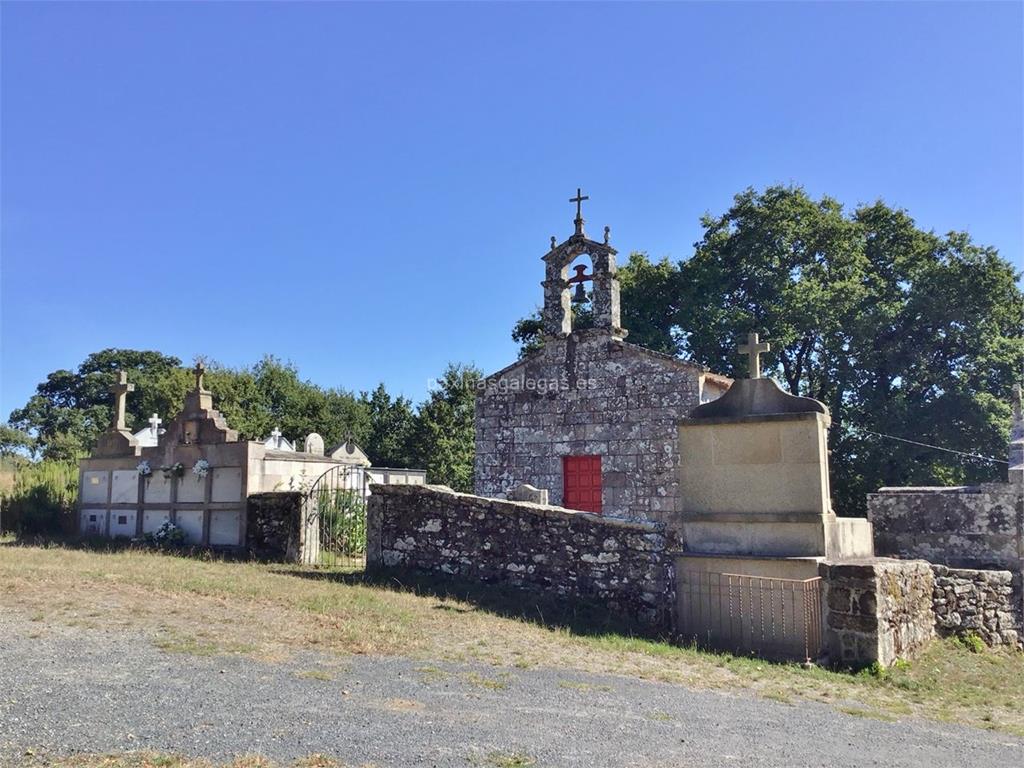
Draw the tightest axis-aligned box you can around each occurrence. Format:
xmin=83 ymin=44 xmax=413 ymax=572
xmin=365 ymin=485 xmax=1024 ymax=663
xmin=366 ymin=484 xmax=677 ymax=632
xmin=246 ymin=492 xmax=303 ymax=561
xmin=931 ymin=564 xmax=1021 ymax=647
xmin=867 ymin=483 xmax=1023 ymax=574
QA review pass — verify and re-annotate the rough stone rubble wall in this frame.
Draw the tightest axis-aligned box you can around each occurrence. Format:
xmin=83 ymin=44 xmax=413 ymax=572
xmin=867 ymin=484 xmax=1023 ymax=572
xmin=246 ymin=492 xmax=301 ymax=561
xmin=474 ymin=329 xmax=712 ymax=525
xmin=931 ymin=565 xmax=1022 ymax=647
xmin=366 ymin=484 xmax=677 ymax=631
xmin=822 ymin=560 xmax=935 ymax=668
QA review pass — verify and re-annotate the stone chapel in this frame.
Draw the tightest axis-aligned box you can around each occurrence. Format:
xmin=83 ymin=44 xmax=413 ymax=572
xmin=474 ymin=191 xmax=731 ymax=524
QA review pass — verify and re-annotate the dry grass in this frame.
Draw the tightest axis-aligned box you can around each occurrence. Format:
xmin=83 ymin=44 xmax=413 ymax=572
xmin=2 ymin=541 xmax=1023 ymax=736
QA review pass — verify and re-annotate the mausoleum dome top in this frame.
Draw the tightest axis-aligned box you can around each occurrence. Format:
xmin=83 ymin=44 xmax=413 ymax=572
xmin=686 ymin=377 xmax=829 ymax=423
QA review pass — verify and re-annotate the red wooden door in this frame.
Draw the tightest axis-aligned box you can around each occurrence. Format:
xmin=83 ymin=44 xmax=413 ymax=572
xmin=563 ymin=455 xmax=602 ymax=514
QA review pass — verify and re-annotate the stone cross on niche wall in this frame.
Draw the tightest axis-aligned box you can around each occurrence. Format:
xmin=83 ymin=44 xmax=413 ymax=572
xmin=110 ymin=371 xmax=134 ymax=430
xmin=738 ymin=332 xmax=771 ymax=379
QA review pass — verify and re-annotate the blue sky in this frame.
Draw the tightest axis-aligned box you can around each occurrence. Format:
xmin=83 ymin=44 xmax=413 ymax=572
xmin=2 ymin=1 xmax=1021 ymax=416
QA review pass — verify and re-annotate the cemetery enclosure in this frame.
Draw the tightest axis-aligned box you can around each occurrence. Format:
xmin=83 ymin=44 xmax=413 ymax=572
xmin=367 ymin=483 xmax=1021 ymax=665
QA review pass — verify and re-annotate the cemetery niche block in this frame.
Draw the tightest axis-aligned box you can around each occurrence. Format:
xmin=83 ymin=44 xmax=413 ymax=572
xmin=77 ymin=365 xmax=428 ymax=556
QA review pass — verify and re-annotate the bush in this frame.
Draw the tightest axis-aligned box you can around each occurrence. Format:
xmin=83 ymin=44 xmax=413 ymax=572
xmin=0 ymin=459 xmax=78 ymax=535
xmin=953 ymin=631 xmax=986 ymax=654
xmin=316 ymin=487 xmax=367 ymax=556
xmin=143 ymin=521 xmax=187 ymax=549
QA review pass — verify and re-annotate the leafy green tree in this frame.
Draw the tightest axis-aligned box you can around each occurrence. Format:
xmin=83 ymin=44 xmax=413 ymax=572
xmin=618 ymin=253 xmax=682 ymax=356
xmin=0 ymin=424 xmax=35 ymax=457
xmin=412 ymin=363 xmax=481 ymax=490
xmin=679 ymin=187 xmax=1022 ymax=512
xmin=206 ymin=356 xmax=369 ymax=448
xmin=363 ymin=384 xmax=416 ymax=468
xmin=511 ymin=312 xmax=546 ymax=358
xmin=8 ymin=349 xmax=189 ymax=458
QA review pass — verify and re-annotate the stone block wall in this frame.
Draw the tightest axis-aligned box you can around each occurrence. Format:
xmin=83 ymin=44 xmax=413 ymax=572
xmin=474 ymin=328 xmax=728 ymax=525
xmin=366 ymin=483 xmax=677 ymax=631
xmin=246 ymin=492 xmax=302 ymax=561
xmin=867 ymin=483 xmax=1023 ymax=572
xmin=822 ymin=560 xmax=935 ymax=667
xmin=932 ymin=565 xmax=1022 ymax=647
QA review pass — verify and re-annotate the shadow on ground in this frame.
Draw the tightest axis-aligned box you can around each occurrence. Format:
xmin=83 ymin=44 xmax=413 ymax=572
xmin=1 ymin=534 xmax=682 ymax=649
xmin=0 ymin=533 xmax=255 ymax=562
xmin=273 ymin=564 xmax=667 ymax=644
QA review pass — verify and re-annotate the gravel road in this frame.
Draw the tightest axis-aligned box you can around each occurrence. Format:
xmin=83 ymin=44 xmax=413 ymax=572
xmin=1 ymin=613 xmax=1021 ymax=767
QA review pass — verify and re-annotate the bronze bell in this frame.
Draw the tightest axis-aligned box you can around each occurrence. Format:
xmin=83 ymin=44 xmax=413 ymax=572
xmin=572 ymin=281 xmax=588 ymax=303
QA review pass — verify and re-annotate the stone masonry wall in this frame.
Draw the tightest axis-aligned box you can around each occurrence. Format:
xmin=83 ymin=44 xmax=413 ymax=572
xmin=474 ymin=328 xmax=728 ymax=526
xmin=931 ymin=565 xmax=1022 ymax=648
xmin=867 ymin=483 xmax=1023 ymax=572
xmin=246 ymin=492 xmax=301 ymax=561
xmin=366 ymin=484 xmax=677 ymax=632
xmin=822 ymin=560 xmax=935 ymax=668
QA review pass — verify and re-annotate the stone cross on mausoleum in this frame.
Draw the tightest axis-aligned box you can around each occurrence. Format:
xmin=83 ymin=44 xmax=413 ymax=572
xmin=193 ymin=362 xmax=208 ymax=392
xmin=148 ymin=414 xmax=162 ymax=433
xmin=738 ymin=332 xmax=771 ymax=379
xmin=110 ymin=371 xmax=135 ymax=430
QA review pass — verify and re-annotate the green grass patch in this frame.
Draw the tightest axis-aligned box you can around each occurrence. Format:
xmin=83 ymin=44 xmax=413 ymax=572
xmin=557 ymin=679 xmax=612 ymax=692
xmin=465 ymin=671 xmax=512 ymax=691
xmin=480 ymin=752 xmax=536 ymax=768
xmin=295 ymin=669 xmax=334 ymax=682
xmin=415 ymin=665 xmax=450 ymax=683
xmin=839 ymin=706 xmax=899 ymax=722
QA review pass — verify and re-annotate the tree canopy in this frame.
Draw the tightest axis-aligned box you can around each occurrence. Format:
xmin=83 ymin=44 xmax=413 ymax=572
xmin=513 ymin=185 xmax=1023 ymax=514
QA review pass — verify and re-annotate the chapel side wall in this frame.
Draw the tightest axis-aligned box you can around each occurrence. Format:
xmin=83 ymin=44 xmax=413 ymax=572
xmin=367 ymin=484 xmax=677 ymax=632
xmin=474 ymin=332 xmax=703 ymax=525
xmin=867 ymin=485 xmax=1024 ymax=572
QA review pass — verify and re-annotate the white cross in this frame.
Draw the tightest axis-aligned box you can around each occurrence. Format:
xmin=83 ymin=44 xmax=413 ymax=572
xmin=271 ymin=426 xmax=282 ymax=448
xmin=148 ymin=414 xmax=162 ymax=433
xmin=738 ymin=332 xmax=771 ymax=379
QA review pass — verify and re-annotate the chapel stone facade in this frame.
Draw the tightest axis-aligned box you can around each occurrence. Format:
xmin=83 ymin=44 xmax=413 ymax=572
xmin=474 ymin=194 xmax=731 ymax=526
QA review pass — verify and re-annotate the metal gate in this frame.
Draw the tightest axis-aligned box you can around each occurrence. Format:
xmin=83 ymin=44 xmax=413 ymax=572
xmin=676 ymin=571 xmax=824 ymax=663
xmin=300 ymin=465 xmax=368 ymax=568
